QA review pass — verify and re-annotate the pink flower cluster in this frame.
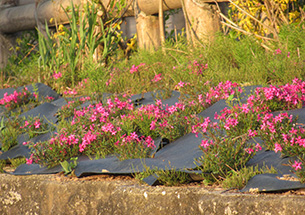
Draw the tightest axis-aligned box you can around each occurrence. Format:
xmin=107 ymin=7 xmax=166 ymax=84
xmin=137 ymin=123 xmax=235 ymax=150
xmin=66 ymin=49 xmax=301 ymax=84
xmin=202 ymin=81 xmax=240 ymax=105
xmin=252 ymin=78 xmax=305 ymax=111
xmin=188 ymin=60 xmax=208 ymax=75
xmin=193 ymin=79 xmax=305 ymax=172
xmin=20 ymin=119 xmax=41 ymax=129
xmin=63 ymin=89 xmax=78 ymax=95
xmin=53 ymin=71 xmax=62 ymax=79
xmin=130 ymin=63 xmax=145 ymax=74
xmin=0 ymin=87 xmax=31 ymax=110
xmin=116 ymin=132 xmax=155 ymax=149
xmin=26 ymin=78 xmax=305 ymax=174
xmin=151 ymin=74 xmax=162 ymax=83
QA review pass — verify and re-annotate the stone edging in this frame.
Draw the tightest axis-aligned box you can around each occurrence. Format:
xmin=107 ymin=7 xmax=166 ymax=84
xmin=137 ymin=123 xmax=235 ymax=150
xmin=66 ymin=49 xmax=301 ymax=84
xmin=1 ymin=173 xmax=305 ymax=215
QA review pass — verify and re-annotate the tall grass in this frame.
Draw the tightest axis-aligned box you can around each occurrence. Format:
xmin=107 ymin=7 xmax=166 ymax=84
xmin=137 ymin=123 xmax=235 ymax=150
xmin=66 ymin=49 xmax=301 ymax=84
xmin=2 ymin=20 xmax=305 ymax=94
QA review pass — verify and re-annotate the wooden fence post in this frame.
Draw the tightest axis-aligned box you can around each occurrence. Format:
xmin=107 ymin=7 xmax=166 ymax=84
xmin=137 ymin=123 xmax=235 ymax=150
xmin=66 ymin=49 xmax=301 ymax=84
xmin=134 ymin=0 xmax=161 ymax=50
xmin=0 ymin=34 xmax=11 ymax=69
xmin=182 ymin=0 xmax=221 ymax=44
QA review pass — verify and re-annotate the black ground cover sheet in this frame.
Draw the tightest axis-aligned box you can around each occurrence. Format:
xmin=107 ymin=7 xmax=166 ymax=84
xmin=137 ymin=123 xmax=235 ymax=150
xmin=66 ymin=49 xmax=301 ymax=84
xmin=1 ymin=84 xmax=305 ymax=192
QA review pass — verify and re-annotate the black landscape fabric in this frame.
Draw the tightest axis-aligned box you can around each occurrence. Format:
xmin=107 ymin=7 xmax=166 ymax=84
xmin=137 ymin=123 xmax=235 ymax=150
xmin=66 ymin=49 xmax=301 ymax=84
xmin=241 ymin=173 xmax=305 ymax=192
xmin=2 ymin=83 xmax=305 ymax=192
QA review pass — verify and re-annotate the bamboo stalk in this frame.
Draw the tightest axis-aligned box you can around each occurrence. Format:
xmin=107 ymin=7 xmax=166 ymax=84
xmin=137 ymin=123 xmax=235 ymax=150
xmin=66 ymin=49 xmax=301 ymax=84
xmin=159 ymin=0 xmax=165 ymax=45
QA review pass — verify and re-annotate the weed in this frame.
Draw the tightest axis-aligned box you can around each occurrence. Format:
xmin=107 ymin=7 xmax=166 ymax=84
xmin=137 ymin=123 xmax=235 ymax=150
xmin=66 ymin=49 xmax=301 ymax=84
xmin=8 ymin=157 xmax=26 ymax=168
xmin=222 ymin=165 xmax=277 ymax=189
xmin=155 ymin=168 xmax=192 ymax=186
xmin=60 ymin=157 xmax=78 ymax=175
xmin=0 ymin=160 xmax=5 ymax=173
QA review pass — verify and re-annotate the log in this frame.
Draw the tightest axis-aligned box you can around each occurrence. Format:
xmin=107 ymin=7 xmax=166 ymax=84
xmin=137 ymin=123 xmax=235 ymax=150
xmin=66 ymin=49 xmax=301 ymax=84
xmin=0 ymin=4 xmax=37 ymax=33
xmin=137 ymin=0 xmax=228 ymax=16
xmin=0 ymin=0 xmax=83 ymax=34
xmin=183 ymin=0 xmax=221 ymax=43
xmin=134 ymin=1 xmax=161 ymax=50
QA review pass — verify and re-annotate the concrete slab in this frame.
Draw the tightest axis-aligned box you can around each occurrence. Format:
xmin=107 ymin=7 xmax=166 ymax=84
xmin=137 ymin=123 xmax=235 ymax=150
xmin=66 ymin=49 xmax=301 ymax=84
xmin=0 ymin=173 xmax=305 ymax=215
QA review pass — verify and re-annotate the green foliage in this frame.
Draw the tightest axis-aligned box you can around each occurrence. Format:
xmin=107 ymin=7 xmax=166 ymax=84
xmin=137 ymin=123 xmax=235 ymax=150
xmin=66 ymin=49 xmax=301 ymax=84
xmin=133 ymin=164 xmax=192 ymax=186
xmin=37 ymin=2 xmax=123 ymax=90
xmin=20 ymin=115 xmax=53 ymax=139
xmin=8 ymin=158 xmax=26 ymax=168
xmin=8 ymin=31 xmax=39 ymax=66
xmin=222 ymin=165 xmax=277 ymax=189
xmin=155 ymin=168 xmax=192 ymax=186
xmin=114 ymin=140 xmax=153 ymax=161
xmin=0 ymin=160 xmax=6 ymax=173
xmin=195 ymin=135 xmax=255 ymax=183
xmin=60 ymin=157 xmax=78 ymax=175
xmin=0 ymin=117 xmax=22 ymax=152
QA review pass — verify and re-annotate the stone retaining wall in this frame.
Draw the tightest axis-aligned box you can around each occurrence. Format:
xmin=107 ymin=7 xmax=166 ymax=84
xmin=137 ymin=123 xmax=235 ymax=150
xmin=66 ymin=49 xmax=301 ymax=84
xmin=1 ymin=173 xmax=305 ymax=214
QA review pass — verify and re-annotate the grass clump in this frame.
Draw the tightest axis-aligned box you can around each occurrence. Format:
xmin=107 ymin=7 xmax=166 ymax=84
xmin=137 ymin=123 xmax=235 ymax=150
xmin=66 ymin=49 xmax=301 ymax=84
xmin=0 ymin=160 xmax=6 ymax=173
xmin=222 ymin=165 xmax=277 ymax=190
xmin=8 ymin=158 xmax=26 ymax=169
xmin=133 ymin=165 xmax=192 ymax=187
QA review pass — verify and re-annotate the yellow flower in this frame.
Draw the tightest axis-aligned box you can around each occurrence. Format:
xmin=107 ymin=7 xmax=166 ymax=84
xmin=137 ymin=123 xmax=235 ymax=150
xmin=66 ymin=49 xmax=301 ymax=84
xmin=58 ymin=24 xmax=64 ymax=31
xmin=16 ymin=38 xmax=22 ymax=45
xmin=112 ymin=23 xmax=121 ymax=30
xmin=50 ymin=18 xmax=54 ymax=24
xmin=53 ymin=32 xmax=59 ymax=39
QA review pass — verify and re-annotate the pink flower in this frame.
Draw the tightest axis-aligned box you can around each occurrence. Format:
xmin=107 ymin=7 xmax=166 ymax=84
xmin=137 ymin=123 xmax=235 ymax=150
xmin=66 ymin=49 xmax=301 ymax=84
xmin=26 ymin=158 xmax=33 ymax=165
xmin=79 ymin=131 xmax=97 ymax=152
xmin=292 ymin=160 xmax=302 ymax=171
xmin=45 ymin=96 xmax=54 ymax=101
xmin=34 ymin=120 xmax=41 ymax=129
xmin=151 ymin=74 xmax=162 ymax=82
xmin=145 ymin=136 xmax=155 ymax=148
xmin=289 ymin=127 xmax=298 ymax=135
xmin=150 ymin=120 xmax=156 ymax=130
xmin=130 ymin=132 xmax=138 ymax=140
xmin=167 ymin=105 xmax=177 ymax=114
xmin=241 ymin=104 xmax=250 ymax=114
xmin=248 ymin=129 xmax=257 ymax=138
xmin=26 ymin=154 xmax=34 ymax=165
xmin=274 ymin=143 xmax=282 ymax=153
xmin=255 ymin=143 xmax=262 ymax=151
xmin=275 ymin=48 xmax=281 ymax=55
xmin=53 ymin=71 xmax=62 ymax=79
xmin=200 ymin=117 xmax=211 ymax=133
xmin=274 ymin=114 xmax=284 ymax=123
xmin=130 ymin=65 xmax=139 ymax=74
xmin=224 ymin=117 xmax=238 ymax=130
xmin=90 ymin=114 xmax=97 ymax=122
xmin=201 ymin=139 xmax=212 ymax=148
xmin=64 ymin=89 xmax=77 ymax=95
xmin=176 ymin=81 xmax=186 ymax=89
xmin=20 ymin=121 xmax=29 ymax=129
xmin=245 ymin=148 xmax=254 ymax=154
xmin=297 ymin=138 xmax=305 ymax=147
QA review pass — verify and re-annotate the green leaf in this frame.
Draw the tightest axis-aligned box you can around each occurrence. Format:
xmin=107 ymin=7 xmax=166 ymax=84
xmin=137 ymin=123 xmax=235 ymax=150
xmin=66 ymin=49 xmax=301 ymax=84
xmin=227 ymin=94 xmax=234 ymax=101
xmin=0 ymin=117 xmax=6 ymax=132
